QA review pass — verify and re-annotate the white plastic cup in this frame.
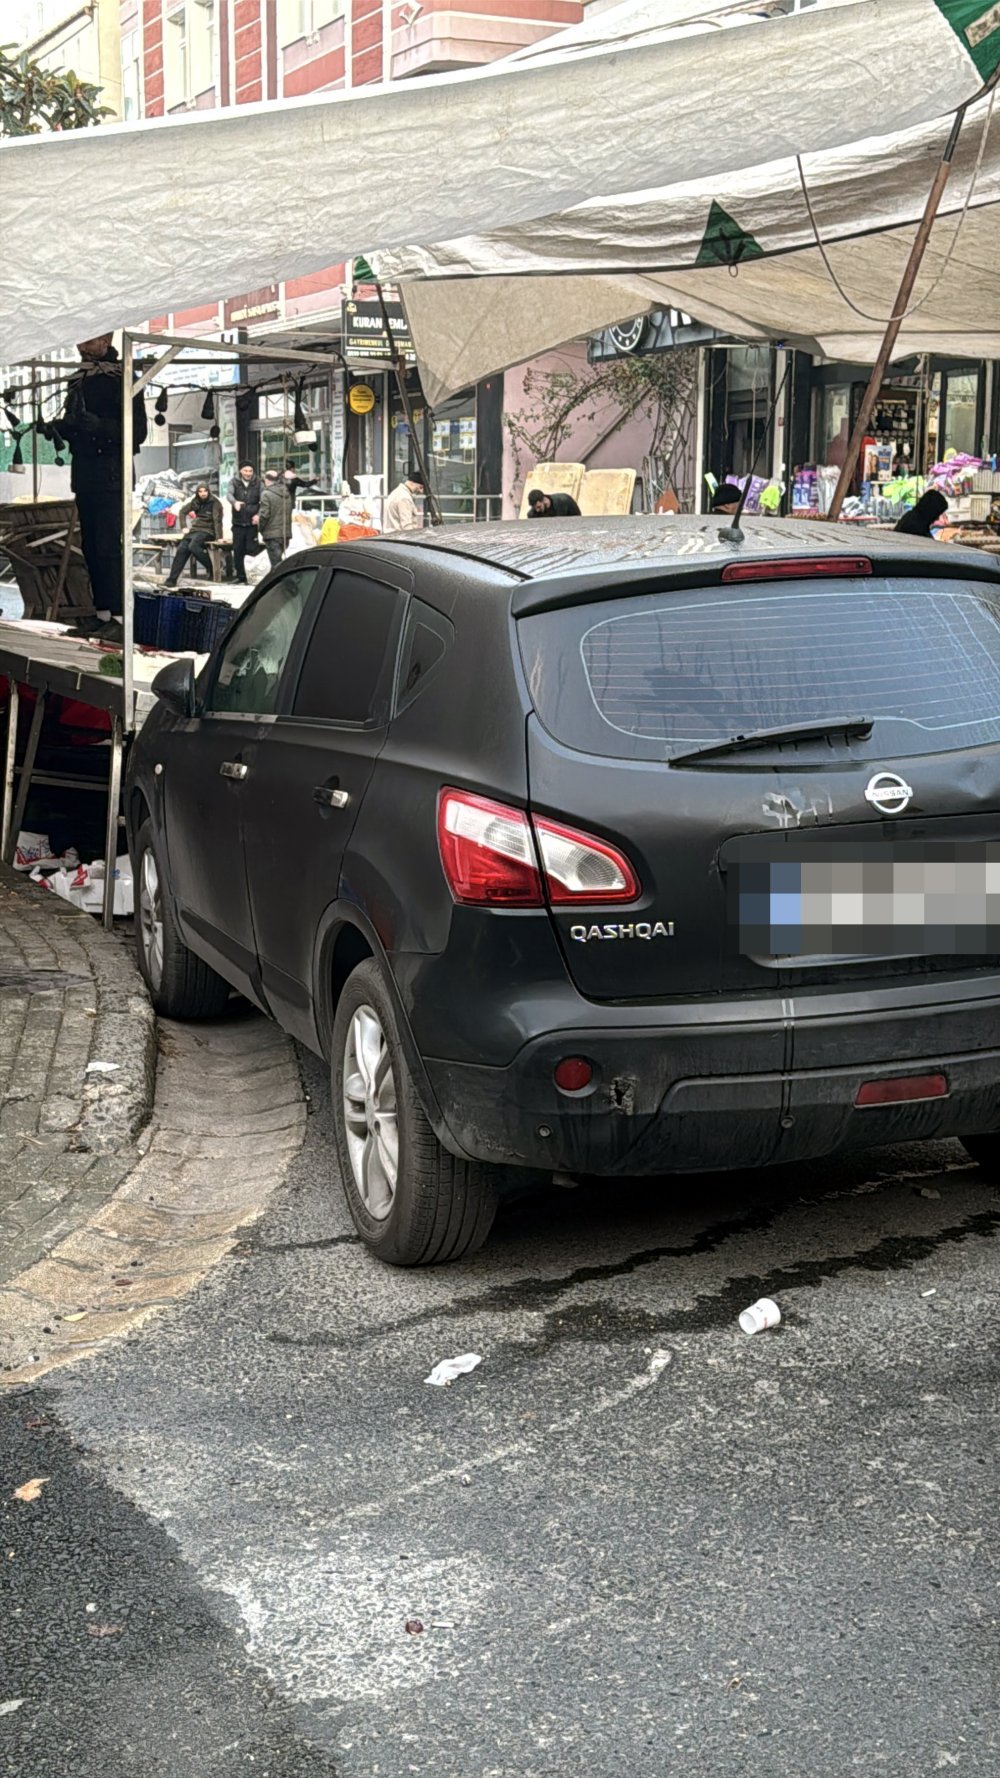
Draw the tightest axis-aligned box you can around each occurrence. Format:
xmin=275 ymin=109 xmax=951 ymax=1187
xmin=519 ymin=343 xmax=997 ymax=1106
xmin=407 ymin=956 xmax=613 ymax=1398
xmin=739 ymin=1297 xmax=781 ymax=1336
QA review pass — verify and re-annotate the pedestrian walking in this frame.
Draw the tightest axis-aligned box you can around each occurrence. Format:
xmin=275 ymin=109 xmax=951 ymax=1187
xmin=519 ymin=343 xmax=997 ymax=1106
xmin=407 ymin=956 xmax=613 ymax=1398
xmin=60 ymin=332 xmax=149 ymax=642
xmin=383 ymin=470 xmax=425 ymax=533
xmin=525 ymin=487 xmax=581 ymax=518
xmin=228 ymin=461 xmax=262 ymax=583
xmin=894 ymin=488 xmax=948 ymax=537
xmin=164 ymin=483 xmax=223 ymax=585
xmin=257 ymin=469 xmax=294 ymax=567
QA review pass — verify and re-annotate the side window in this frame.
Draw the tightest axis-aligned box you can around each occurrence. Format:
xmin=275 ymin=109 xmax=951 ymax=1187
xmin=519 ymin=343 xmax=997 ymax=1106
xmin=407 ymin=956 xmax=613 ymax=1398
xmin=206 ymin=569 xmax=318 ymax=715
xmin=292 ymin=571 xmax=403 ymax=725
xmin=395 ymin=599 xmax=454 ymax=715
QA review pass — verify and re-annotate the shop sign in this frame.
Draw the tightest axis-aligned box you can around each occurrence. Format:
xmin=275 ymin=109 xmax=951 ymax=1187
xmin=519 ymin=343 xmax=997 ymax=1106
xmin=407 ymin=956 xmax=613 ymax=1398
xmin=348 ymin=383 xmax=376 ymax=415
xmin=590 ymin=308 xmax=725 ymax=362
xmin=342 ymin=297 xmax=414 ymax=364
xmin=224 ymin=286 xmax=282 ymax=328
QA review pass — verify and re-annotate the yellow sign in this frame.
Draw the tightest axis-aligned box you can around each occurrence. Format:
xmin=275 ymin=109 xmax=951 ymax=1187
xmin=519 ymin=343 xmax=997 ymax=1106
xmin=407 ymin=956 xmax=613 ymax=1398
xmin=348 ymin=384 xmax=376 ymax=415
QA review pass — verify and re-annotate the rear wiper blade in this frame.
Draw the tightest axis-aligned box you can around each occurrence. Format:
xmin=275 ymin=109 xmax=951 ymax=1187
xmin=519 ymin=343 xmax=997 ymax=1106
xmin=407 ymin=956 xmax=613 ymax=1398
xmin=669 ymin=717 xmax=874 ymax=766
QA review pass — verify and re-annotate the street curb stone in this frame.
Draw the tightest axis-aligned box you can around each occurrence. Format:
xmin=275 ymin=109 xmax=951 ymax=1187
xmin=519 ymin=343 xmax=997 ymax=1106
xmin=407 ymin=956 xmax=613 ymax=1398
xmin=0 ymin=864 xmax=155 ymax=1162
xmin=0 ymin=1010 xmax=307 ymax=1386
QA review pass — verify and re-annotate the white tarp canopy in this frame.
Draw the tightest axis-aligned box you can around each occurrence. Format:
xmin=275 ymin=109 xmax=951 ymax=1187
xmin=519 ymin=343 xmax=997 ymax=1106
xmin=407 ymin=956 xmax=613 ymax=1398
xmin=2 ymin=0 xmax=1000 ymax=363
xmin=379 ymin=93 xmax=1000 ymax=403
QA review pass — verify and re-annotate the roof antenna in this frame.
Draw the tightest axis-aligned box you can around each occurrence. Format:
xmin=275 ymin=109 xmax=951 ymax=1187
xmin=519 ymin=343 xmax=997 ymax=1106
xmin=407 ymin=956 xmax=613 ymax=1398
xmin=718 ymin=358 xmax=791 ymax=545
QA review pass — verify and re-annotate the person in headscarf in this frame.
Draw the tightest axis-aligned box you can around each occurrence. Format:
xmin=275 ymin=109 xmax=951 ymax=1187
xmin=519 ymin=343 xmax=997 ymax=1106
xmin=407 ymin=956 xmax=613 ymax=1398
xmin=894 ymin=488 xmax=948 ymax=537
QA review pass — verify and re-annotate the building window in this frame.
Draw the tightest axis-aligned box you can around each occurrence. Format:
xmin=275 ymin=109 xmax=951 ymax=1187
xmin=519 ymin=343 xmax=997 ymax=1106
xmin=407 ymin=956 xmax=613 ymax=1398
xmin=121 ymin=29 xmax=141 ymax=119
xmin=164 ymin=0 xmax=216 ymax=109
xmin=278 ymin=0 xmax=344 ymax=47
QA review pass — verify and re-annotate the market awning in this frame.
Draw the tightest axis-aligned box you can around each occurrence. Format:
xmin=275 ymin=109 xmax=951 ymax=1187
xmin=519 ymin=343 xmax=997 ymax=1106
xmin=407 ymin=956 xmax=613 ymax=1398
xmin=378 ymin=92 xmax=1000 ymax=403
xmin=2 ymin=0 xmax=1000 ymax=363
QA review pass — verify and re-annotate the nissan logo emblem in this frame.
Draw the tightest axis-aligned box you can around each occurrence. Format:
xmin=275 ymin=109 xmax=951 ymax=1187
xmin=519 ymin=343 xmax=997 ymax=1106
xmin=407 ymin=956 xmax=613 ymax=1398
xmin=865 ymin=771 xmax=914 ymax=815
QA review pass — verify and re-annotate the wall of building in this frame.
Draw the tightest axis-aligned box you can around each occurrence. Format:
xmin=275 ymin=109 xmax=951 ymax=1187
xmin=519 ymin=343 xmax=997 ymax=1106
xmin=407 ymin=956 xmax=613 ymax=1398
xmin=17 ymin=0 xmax=124 ymax=117
xmin=501 ymin=342 xmax=692 ymax=518
xmin=128 ymin=0 xmax=581 ymax=336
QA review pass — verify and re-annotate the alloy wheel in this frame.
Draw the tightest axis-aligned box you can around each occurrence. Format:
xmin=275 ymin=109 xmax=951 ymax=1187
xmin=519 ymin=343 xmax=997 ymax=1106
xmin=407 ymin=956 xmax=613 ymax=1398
xmin=342 ymin=1004 xmax=399 ymax=1219
xmin=138 ymin=847 xmax=164 ymax=989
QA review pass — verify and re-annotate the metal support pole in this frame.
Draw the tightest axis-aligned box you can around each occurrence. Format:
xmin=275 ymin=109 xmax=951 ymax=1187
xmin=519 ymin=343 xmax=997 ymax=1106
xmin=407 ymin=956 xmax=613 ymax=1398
xmin=102 ymin=714 xmax=123 ymax=930
xmin=1 ymin=678 xmax=20 ymax=863
xmin=374 ymin=282 xmax=442 ymax=526
xmin=121 ymin=333 xmax=134 ymax=735
xmin=9 ymin=688 xmax=46 ymax=851
xmin=30 ymin=362 xmax=39 ymax=501
xmin=827 ymin=106 xmax=969 ymax=522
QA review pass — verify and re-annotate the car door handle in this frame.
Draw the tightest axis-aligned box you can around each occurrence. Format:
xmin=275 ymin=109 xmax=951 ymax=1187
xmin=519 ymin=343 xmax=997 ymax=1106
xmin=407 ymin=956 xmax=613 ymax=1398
xmin=313 ymin=785 xmax=350 ymax=809
xmin=219 ymin=760 xmax=248 ymax=781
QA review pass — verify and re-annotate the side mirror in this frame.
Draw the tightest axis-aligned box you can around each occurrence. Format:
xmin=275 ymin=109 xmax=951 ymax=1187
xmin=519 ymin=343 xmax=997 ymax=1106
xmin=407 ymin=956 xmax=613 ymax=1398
xmin=151 ymin=656 xmax=196 ymax=718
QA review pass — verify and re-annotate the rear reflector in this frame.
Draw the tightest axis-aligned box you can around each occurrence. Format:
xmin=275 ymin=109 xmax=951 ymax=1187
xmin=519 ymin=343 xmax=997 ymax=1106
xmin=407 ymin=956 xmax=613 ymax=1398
xmin=855 ymin=1073 xmax=948 ymax=1108
xmin=437 ymin=789 xmax=640 ymax=908
xmin=721 ymin=557 xmax=872 ymax=583
xmin=554 ymin=1056 xmax=594 ymax=1093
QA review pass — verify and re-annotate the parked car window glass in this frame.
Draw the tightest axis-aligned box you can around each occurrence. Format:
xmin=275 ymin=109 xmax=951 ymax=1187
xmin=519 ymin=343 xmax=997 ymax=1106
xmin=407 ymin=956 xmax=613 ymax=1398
xmin=518 ymin=578 xmax=1000 ymax=762
xmin=395 ymin=600 xmax=454 ymax=715
xmin=207 ymin=569 xmax=318 ymax=715
xmin=292 ymin=572 xmax=402 ymax=725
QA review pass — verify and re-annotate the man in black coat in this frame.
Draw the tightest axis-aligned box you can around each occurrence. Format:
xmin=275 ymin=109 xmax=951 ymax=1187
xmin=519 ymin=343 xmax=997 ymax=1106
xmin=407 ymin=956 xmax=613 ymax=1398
xmin=227 ymin=461 xmax=262 ymax=584
xmin=60 ymin=333 xmax=148 ymax=641
xmin=526 ymin=487 xmax=581 ymax=518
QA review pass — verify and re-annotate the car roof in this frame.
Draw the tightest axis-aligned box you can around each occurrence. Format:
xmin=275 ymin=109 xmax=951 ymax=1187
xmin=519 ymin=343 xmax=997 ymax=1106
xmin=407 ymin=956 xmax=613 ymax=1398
xmin=304 ymin=515 xmax=1000 ymax=586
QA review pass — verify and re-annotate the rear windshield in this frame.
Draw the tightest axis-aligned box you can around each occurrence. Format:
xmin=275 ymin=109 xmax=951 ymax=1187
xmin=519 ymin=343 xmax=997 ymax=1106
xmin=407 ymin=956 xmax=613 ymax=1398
xmin=517 ymin=576 xmax=1000 ymax=762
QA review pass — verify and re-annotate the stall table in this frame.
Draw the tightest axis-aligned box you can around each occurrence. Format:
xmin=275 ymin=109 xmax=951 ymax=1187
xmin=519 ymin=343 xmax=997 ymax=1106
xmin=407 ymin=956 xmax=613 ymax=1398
xmin=0 ymin=622 xmax=152 ymax=928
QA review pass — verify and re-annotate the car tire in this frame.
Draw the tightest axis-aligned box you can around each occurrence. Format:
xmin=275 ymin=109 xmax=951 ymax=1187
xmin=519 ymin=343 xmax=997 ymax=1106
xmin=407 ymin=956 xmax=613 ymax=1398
xmin=960 ymin=1134 xmax=1000 ymax=1172
xmin=134 ymin=816 xmax=232 ymax=1020
xmin=331 ymin=958 xmax=500 ymax=1265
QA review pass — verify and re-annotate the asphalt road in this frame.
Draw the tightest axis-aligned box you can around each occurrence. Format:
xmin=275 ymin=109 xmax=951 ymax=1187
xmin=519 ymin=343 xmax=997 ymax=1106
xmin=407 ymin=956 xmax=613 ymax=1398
xmin=3 ymin=1041 xmax=999 ymax=1777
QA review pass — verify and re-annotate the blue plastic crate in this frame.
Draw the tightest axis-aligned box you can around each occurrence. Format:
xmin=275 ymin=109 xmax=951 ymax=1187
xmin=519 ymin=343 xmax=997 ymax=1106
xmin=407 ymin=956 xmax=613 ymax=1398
xmin=154 ymin=594 xmax=186 ymax=652
xmin=134 ymin=589 xmax=161 ymax=647
xmin=178 ymin=597 xmax=208 ymax=653
xmin=200 ymin=601 xmax=235 ymax=653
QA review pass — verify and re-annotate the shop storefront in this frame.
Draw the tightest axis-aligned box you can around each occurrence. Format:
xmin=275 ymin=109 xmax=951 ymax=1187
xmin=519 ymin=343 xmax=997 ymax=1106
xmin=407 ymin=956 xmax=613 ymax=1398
xmin=700 ymin=345 xmax=995 ymax=519
xmin=344 ymin=367 xmax=502 ymax=524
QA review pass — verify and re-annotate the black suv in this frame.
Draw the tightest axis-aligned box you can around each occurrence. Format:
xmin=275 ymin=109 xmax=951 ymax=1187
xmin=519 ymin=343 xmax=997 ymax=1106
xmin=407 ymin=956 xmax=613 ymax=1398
xmin=127 ymin=517 xmax=1000 ymax=1263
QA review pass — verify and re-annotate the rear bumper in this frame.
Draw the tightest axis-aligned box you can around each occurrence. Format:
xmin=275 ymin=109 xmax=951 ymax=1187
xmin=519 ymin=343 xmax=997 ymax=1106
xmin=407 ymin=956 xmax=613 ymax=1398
xmin=422 ymin=982 xmax=1000 ymax=1174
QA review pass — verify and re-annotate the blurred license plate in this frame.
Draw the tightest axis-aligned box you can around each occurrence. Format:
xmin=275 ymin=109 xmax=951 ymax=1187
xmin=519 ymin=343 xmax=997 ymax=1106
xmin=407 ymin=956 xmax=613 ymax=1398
xmin=734 ymin=843 xmax=1000 ymax=957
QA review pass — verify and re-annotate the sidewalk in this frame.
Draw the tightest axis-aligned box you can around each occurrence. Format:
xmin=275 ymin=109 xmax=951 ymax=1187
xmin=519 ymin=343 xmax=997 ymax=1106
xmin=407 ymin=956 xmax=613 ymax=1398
xmin=0 ymin=864 xmax=156 ymax=1285
xmin=0 ymin=863 xmax=308 ymax=1386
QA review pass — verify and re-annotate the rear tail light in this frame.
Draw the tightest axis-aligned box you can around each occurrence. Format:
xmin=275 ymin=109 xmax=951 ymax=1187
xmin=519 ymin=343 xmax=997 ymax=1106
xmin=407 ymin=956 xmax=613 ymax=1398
xmin=855 ymin=1073 xmax=948 ymax=1107
xmin=721 ymin=557 xmax=872 ymax=583
xmin=437 ymin=791 xmax=541 ymax=905
xmin=437 ymin=789 xmax=640 ymax=908
xmin=533 ymin=813 xmax=639 ymax=904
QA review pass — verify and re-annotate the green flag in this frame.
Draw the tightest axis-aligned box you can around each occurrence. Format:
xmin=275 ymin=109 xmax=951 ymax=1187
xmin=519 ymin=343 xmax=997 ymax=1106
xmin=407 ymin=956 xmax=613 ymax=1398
xmin=695 ymin=201 xmax=765 ymax=270
xmin=936 ymin=2 xmax=1000 ymax=80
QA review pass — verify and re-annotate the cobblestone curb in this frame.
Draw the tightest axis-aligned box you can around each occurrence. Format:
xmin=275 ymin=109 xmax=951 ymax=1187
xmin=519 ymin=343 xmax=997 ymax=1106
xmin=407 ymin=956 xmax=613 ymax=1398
xmin=0 ymin=1010 xmax=307 ymax=1386
xmin=0 ymin=866 xmax=156 ymax=1284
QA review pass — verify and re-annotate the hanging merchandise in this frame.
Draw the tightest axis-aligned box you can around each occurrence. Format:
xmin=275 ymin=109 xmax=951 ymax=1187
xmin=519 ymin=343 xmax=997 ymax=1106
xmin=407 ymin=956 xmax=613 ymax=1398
xmin=154 ymin=387 xmax=168 ymax=428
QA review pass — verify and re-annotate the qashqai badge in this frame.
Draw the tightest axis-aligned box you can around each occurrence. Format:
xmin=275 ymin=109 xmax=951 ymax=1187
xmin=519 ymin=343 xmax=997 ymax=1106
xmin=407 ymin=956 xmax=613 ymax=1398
xmin=865 ymin=771 xmax=913 ymax=816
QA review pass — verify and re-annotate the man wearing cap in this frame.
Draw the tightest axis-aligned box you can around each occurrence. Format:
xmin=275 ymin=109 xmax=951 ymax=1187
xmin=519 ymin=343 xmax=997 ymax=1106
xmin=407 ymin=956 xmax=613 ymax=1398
xmin=710 ymin=482 xmax=744 ymax=515
xmin=383 ymin=470 xmax=425 ymax=533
